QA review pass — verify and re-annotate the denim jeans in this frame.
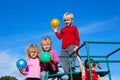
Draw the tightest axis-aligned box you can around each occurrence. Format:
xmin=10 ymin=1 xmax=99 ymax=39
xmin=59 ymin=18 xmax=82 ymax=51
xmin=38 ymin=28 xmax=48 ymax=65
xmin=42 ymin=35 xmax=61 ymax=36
xmin=40 ymin=70 xmax=69 ymax=80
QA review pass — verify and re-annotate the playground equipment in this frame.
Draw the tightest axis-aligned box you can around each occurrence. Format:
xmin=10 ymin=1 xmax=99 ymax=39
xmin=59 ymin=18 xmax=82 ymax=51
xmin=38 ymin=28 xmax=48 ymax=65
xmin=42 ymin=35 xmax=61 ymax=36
xmin=46 ymin=41 xmax=120 ymax=80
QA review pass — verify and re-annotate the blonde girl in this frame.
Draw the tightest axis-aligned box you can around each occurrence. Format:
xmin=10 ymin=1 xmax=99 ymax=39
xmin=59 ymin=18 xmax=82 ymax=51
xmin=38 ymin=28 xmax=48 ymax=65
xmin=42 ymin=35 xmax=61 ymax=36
xmin=40 ymin=36 xmax=60 ymax=80
xmin=18 ymin=44 xmax=41 ymax=80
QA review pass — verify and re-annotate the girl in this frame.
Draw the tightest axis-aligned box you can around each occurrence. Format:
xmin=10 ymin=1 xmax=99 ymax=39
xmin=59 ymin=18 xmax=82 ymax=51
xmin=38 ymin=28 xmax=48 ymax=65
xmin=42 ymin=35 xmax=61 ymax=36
xmin=40 ymin=36 xmax=60 ymax=80
xmin=76 ymin=52 xmax=101 ymax=80
xmin=18 ymin=44 xmax=41 ymax=80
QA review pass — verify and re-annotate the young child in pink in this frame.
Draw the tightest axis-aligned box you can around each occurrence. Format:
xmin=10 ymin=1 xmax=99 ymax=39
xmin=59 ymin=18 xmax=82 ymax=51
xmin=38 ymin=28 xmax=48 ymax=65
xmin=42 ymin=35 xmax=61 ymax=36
xmin=40 ymin=36 xmax=60 ymax=80
xmin=18 ymin=44 xmax=41 ymax=80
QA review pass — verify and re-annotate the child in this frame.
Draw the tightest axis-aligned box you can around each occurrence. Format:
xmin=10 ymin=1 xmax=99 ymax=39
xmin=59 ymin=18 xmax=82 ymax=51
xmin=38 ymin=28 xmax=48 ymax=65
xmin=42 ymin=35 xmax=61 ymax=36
xmin=18 ymin=44 xmax=41 ymax=80
xmin=76 ymin=53 xmax=101 ymax=80
xmin=52 ymin=12 xmax=80 ymax=73
xmin=40 ymin=36 xmax=60 ymax=80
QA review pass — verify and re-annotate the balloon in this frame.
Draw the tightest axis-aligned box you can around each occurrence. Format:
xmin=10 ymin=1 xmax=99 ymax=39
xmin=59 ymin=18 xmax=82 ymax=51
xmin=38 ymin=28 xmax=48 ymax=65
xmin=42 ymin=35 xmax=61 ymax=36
xmin=50 ymin=18 xmax=60 ymax=28
xmin=16 ymin=59 xmax=27 ymax=69
xmin=40 ymin=52 xmax=52 ymax=63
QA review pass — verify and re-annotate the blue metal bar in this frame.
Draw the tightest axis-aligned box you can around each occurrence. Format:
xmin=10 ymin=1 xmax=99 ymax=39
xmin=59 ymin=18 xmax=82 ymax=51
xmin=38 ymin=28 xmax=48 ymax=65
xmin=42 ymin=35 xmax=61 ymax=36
xmin=84 ymin=41 xmax=120 ymax=44
xmin=85 ymin=42 xmax=93 ymax=80
xmin=106 ymin=57 xmax=112 ymax=80
xmin=106 ymin=48 xmax=120 ymax=57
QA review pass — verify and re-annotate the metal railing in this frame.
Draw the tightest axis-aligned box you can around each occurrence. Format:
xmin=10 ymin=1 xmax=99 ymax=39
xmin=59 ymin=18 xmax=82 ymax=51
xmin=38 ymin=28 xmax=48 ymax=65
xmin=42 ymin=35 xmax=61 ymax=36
xmin=46 ymin=41 xmax=120 ymax=80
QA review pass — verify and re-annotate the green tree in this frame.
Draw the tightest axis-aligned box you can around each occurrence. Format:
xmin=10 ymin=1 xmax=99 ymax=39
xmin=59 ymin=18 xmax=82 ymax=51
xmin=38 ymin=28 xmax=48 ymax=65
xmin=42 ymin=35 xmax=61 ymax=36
xmin=0 ymin=76 xmax=18 ymax=80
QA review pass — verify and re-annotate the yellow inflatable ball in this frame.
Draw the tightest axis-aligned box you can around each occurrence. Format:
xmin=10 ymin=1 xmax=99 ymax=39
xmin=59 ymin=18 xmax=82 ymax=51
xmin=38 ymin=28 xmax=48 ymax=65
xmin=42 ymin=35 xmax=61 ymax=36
xmin=50 ymin=18 xmax=60 ymax=28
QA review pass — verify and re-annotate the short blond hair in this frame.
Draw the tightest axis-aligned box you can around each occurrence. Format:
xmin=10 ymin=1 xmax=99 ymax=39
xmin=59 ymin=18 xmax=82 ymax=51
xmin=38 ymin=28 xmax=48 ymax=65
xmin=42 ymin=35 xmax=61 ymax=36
xmin=40 ymin=36 xmax=52 ymax=51
xmin=26 ymin=44 xmax=40 ymax=58
xmin=63 ymin=12 xmax=74 ymax=20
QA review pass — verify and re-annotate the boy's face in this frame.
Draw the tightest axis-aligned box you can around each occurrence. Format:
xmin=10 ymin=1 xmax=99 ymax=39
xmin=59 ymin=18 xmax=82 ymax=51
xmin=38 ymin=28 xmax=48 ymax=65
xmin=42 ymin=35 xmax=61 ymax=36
xmin=64 ymin=17 xmax=73 ymax=26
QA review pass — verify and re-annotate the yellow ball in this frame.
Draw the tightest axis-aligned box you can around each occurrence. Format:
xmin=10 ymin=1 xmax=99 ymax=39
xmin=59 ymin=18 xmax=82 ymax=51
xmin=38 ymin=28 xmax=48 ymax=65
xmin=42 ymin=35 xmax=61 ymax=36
xmin=51 ymin=18 xmax=60 ymax=28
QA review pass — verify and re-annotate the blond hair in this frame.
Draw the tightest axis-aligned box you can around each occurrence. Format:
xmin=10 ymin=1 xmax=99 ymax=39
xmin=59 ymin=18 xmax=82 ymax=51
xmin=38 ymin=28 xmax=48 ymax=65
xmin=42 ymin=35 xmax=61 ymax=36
xmin=26 ymin=44 xmax=40 ymax=59
xmin=40 ymin=36 xmax=52 ymax=51
xmin=63 ymin=12 xmax=74 ymax=20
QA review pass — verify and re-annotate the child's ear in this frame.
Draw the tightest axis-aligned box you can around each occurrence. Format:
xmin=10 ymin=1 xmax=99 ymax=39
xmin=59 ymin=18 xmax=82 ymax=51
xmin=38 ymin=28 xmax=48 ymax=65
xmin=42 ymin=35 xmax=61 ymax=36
xmin=97 ymin=63 xmax=102 ymax=69
xmin=72 ymin=19 xmax=73 ymax=22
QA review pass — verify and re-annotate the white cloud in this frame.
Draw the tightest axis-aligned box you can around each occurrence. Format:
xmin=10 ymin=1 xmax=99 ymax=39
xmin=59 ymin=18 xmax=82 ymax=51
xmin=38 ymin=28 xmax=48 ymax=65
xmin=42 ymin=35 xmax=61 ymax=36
xmin=78 ymin=16 xmax=120 ymax=34
xmin=79 ymin=22 xmax=102 ymax=34
xmin=0 ymin=51 xmax=26 ymax=80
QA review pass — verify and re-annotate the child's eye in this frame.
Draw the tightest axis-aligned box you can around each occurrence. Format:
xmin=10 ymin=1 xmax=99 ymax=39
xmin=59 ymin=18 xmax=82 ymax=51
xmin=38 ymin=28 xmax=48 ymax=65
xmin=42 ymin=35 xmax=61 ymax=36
xmin=30 ymin=51 xmax=37 ymax=53
xmin=64 ymin=20 xmax=67 ymax=22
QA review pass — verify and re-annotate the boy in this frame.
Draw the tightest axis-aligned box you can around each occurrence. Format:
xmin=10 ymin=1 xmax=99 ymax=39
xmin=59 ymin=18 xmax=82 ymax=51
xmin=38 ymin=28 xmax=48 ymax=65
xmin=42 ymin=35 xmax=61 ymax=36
xmin=52 ymin=12 xmax=80 ymax=73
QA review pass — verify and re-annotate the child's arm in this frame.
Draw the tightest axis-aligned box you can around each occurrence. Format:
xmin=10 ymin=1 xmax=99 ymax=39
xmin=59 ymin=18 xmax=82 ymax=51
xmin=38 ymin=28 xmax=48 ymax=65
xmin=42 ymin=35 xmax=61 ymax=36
xmin=53 ymin=27 xmax=63 ymax=39
xmin=98 ymin=75 xmax=101 ymax=80
xmin=76 ymin=53 xmax=85 ymax=76
xmin=50 ymin=50 xmax=60 ymax=64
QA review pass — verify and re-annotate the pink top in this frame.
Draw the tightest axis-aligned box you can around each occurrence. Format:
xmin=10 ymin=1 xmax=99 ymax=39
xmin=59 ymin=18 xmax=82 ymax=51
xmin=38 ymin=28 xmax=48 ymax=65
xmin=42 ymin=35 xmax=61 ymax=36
xmin=41 ymin=50 xmax=60 ymax=71
xmin=22 ymin=58 xmax=40 ymax=78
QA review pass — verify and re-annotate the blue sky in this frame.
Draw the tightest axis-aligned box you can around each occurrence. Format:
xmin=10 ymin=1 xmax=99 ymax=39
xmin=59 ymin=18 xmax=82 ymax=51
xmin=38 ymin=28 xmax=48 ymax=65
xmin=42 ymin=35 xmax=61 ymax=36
xmin=0 ymin=0 xmax=120 ymax=80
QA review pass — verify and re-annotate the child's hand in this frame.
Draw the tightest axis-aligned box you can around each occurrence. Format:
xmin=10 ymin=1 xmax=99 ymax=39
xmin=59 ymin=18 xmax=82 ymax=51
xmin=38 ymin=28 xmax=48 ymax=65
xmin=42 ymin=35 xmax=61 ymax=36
xmin=49 ymin=51 xmax=53 ymax=61
xmin=50 ymin=53 xmax=53 ymax=61
xmin=97 ymin=63 xmax=102 ymax=69
xmin=52 ymin=27 xmax=58 ymax=32
xmin=50 ymin=56 xmax=53 ymax=61
xmin=73 ymin=46 xmax=79 ymax=52
xmin=18 ymin=68 xmax=23 ymax=73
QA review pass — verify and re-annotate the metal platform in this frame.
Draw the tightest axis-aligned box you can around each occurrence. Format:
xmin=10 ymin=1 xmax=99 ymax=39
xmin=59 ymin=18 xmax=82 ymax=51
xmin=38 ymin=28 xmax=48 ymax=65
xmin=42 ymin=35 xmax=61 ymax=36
xmin=46 ymin=41 xmax=120 ymax=80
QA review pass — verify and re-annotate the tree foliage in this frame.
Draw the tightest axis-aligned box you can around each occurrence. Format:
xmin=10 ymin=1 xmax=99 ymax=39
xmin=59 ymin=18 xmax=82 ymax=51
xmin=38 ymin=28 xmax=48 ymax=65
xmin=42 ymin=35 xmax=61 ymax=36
xmin=0 ymin=76 xmax=18 ymax=80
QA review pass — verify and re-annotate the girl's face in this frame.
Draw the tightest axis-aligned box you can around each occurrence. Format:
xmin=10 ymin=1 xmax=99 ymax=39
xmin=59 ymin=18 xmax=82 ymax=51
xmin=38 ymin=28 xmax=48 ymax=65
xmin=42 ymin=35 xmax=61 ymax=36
xmin=64 ymin=17 xmax=73 ymax=26
xmin=42 ymin=41 xmax=51 ymax=52
xmin=85 ymin=59 xmax=96 ymax=69
xmin=29 ymin=50 xmax=39 ymax=59
xmin=90 ymin=63 xmax=94 ymax=68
